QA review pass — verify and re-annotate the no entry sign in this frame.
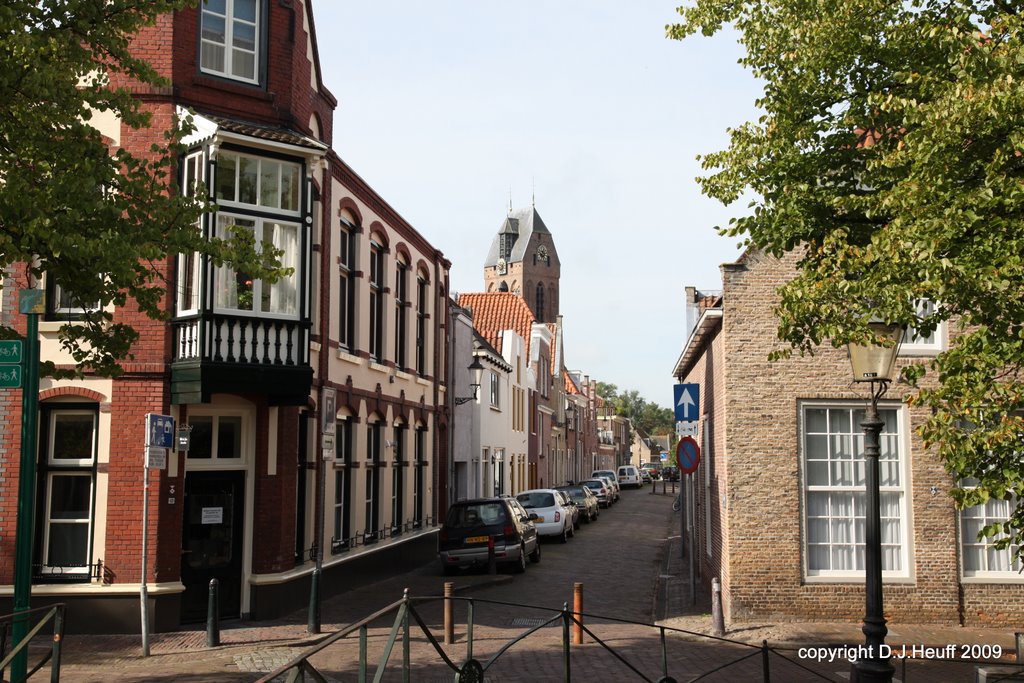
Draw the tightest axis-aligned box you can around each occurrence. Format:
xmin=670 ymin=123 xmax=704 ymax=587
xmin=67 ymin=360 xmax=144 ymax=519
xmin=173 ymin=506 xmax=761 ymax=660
xmin=676 ymin=436 xmax=701 ymax=475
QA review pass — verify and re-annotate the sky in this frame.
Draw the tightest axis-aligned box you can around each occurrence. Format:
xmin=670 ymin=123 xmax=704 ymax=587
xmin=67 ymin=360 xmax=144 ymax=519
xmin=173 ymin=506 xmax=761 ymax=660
xmin=313 ymin=2 xmax=762 ymax=409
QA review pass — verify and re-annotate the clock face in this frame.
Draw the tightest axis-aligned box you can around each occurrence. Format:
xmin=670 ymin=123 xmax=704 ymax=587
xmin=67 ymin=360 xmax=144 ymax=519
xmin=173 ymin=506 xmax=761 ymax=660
xmin=496 ymin=258 xmax=508 ymax=274
xmin=537 ymin=245 xmax=548 ymax=261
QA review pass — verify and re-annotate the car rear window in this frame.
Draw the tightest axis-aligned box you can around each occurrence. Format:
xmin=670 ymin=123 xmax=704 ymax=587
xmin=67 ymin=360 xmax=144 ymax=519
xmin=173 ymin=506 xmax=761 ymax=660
xmin=516 ymin=492 xmax=555 ymax=508
xmin=560 ymin=486 xmax=585 ymax=497
xmin=582 ymin=480 xmax=602 ymax=490
xmin=446 ymin=502 xmax=507 ymax=528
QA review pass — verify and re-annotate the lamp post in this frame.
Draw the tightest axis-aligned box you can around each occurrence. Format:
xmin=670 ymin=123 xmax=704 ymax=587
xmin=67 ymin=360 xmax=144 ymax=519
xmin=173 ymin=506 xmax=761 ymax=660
xmin=847 ymin=320 xmax=903 ymax=683
xmin=454 ymin=356 xmax=484 ymax=406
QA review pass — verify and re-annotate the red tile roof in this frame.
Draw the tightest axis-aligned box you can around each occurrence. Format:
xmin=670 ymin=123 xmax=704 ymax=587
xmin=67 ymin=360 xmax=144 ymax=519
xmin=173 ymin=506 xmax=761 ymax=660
xmin=458 ymin=292 xmax=537 ymax=356
xmin=564 ymin=371 xmax=582 ymax=395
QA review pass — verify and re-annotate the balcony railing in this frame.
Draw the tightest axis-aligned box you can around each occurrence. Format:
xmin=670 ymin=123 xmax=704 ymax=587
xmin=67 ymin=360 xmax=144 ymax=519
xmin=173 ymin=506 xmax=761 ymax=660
xmin=173 ymin=313 xmax=310 ymax=367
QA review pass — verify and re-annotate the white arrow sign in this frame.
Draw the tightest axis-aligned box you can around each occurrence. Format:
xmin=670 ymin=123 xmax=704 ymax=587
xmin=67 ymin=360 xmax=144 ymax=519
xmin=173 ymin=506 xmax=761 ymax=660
xmin=677 ymin=388 xmax=695 ymax=419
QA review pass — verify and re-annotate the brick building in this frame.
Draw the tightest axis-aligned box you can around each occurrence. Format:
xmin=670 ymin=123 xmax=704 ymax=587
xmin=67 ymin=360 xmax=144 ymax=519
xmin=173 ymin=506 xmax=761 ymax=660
xmin=0 ymin=1 xmax=449 ymax=633
xmin=672 ymin=248 xmax=1024 ymax=627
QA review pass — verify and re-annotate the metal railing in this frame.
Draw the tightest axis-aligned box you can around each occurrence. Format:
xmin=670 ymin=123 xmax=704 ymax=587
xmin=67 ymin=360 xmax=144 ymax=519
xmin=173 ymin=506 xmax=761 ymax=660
xmin=0 ymin=604 xmax=66 ymax=683
xmin=255 ymin=590 xmax=1020 ymax=683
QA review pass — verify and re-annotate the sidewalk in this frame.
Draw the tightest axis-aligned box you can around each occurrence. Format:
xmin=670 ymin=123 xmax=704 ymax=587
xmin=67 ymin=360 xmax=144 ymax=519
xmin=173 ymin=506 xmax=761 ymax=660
xmin=656 ymin=528 xmax=1022 ymax=653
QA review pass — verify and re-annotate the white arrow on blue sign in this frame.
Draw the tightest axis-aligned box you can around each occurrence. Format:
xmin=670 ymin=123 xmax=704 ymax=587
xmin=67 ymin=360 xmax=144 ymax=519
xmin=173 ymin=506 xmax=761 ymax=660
xmin=673 ymin=383 xmax=700 ymax=422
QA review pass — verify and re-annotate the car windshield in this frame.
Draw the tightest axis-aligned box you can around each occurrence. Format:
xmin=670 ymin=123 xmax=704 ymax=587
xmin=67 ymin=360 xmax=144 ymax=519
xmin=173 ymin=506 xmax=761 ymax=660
xmin=516 ymin=492 xmax=555 ymax=508
xmin=559 ymin=486 xmax=585 ymax=498
xmin=446 ymin=502 xmax=507 ymax=528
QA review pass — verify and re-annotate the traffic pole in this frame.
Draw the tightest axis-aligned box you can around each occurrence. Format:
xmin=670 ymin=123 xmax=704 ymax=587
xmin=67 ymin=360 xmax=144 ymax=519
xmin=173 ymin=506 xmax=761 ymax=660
xmin=11 ymin=292 xmax=41 ymax=681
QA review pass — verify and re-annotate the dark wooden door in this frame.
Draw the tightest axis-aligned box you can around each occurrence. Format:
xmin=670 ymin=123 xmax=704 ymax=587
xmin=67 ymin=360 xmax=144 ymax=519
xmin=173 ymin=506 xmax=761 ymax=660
xmin=180 ymin=470 xmax=244 ymax=623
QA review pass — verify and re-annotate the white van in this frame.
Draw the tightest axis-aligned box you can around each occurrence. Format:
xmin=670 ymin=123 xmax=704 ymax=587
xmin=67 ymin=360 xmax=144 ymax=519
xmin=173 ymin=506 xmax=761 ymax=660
xmin=617 ymin=465 xmax=642 ymax=489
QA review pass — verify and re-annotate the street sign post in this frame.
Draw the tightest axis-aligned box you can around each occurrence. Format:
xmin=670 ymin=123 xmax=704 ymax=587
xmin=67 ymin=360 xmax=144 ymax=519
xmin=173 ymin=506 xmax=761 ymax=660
xmin=676 ymin=436 xmax=701 ymax=475
xmin=673 ymin=383 xmax=700 ymax=422
xmin=141 ymin=413 xmax=174 ymax=656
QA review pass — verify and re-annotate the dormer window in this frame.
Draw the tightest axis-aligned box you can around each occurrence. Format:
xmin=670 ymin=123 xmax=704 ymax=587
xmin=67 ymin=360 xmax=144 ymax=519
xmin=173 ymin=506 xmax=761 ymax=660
xmin=200 ymin=0 xmax=262 ymax=84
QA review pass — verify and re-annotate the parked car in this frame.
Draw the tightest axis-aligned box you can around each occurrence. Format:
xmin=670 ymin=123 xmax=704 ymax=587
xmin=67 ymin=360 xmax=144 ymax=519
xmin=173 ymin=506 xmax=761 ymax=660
xmin=516 ymin=489 xmax=574 ymax=543
xmin=662 ymin=466 xmax=681 ymax=482
xmin=555 ymin=489 xmax=581 ymax=529
xmin=555 ymin=484 xmax=599 ymax=523
xmin=642 ymin=462 xmax=663 ymax=479
xmin=617 ymin=465 xmax=642 ymax=489
xmin=580 ymin=478 xmax=612 ymax=508
xmin=592 ymin=470 xmax=621 ymax=501
xmin=438 ymin=497 xmax=541 ymax=574
xmin=638 ymin=467 xmax=653 ymax=484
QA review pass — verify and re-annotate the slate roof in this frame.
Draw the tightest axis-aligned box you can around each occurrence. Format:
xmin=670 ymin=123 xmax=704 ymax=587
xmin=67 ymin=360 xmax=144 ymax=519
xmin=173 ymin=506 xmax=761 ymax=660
xmin=483 ymin=207 xmax=553 ymax=267
xmin=458 ymin=292 xmax=537 ymax=357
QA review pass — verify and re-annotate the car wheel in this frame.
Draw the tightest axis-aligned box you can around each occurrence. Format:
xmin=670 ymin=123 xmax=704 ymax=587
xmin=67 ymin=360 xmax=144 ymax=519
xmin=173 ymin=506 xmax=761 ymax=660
xmin=529 ymin=541 xmax=541 ymax=563
xmin=514 ymin=544 xmax=527 ymax=573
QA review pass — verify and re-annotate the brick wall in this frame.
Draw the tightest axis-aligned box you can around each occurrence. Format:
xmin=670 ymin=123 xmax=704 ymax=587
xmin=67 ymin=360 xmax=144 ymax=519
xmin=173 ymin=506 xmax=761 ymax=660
xmin=683 ymin=248 xmax=1024 ymax=627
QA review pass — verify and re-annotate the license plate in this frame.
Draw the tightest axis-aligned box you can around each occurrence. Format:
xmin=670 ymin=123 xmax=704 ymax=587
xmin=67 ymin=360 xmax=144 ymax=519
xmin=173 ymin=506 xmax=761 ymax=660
xmin=465 ymin=535 xmax=489 ymax=544
xmin=533 ymin=516 xmax=545 ymax=523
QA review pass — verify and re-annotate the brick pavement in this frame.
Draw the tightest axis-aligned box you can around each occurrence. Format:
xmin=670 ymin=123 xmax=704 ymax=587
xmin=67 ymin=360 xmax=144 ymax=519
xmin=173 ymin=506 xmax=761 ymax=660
xmin=14 ymin=486 xmax=1024 ymax=682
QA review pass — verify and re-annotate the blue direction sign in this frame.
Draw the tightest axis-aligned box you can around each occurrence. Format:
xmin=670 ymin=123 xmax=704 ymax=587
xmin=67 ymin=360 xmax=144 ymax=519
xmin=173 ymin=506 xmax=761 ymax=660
xmin=673 ymin=383 xmax=700 ymax=422
xmin=676 ymin=436 xmax=701 ymax=475
xmin=145 ymin=413 xmax=175 ymax=449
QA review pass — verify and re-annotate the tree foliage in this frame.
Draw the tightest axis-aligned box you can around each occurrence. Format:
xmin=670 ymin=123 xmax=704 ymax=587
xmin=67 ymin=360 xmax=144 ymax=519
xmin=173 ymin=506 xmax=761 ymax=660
xmin=670 ymin=1 xmax=1024 ymax=560
xmin=0 ymin=1 xmax=283 ymax=376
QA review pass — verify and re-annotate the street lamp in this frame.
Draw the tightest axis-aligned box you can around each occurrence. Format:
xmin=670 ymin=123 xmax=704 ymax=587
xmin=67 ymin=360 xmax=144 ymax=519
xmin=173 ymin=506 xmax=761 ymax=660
xmin=847 ymin=320 xmax=903 ymax=683
xmin=454 ymin=356 xmax=484 ymax=406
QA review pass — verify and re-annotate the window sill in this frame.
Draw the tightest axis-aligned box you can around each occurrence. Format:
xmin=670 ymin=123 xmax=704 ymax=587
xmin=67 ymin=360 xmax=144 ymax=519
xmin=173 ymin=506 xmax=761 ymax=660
xmin=803 ymin=574 xmax=915 ymax=585
xmin=369 ymin=361 xmax=389 ymax=374
xmin=961 ymin=574 xmax=1024 ymax=585
xmin=337 ymin=350 xmax=364 ymax=365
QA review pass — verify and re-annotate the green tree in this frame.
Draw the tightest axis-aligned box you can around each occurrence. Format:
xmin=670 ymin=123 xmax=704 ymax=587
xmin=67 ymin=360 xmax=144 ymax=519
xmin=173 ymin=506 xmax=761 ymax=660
xmin=670 ymin=1 xmax=1024 ymax=559
xmin=1 ymin=0 xmax=283 ymax=376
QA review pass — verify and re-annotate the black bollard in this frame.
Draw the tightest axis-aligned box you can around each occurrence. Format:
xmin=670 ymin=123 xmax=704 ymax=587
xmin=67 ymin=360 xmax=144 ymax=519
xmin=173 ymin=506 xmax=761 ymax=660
xmin=487 ymin=536 xmax=497 ymax=574
xmin=207 ymin=578 xmax=220 ymax=647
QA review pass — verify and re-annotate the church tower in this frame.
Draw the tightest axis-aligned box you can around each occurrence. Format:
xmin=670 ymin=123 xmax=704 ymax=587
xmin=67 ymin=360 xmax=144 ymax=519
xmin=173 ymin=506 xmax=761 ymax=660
xmin=483 ymin=205 xmax=561 ymax=323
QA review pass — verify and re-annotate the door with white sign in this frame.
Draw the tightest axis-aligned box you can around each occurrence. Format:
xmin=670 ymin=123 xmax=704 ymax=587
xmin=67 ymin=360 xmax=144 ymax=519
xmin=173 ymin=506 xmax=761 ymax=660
xmin=180 ymin=470 xmax=244 ymax=622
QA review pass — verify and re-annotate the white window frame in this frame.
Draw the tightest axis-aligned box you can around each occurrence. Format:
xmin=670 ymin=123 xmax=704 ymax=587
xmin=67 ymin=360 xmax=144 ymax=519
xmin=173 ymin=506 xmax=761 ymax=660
xmin=800 ymin=401 xmax=913 ymax=582
xmin=38 ymin=406 xmax=98 ymax=577
xmin=183 ymin=412 xmax=249 ymax=467
xmin=48 ymin=410 xmax=98 ymax=467
xmin=177 ymin=151 xmax=205 ymax=316
xmin=212 ymin=213 xmax=300 ymax=319
xmin=200 ymin=0 xmax=261 ymax=84
xmin=489 ymin=371 xmax=500 ymax=408
xmin=900 ymin=299 xmax=944 ymax=356
xmin=40 ymin=471 xmax=94 ymax=576
xmin=960 ymin=486 xmax=1023 ymax=581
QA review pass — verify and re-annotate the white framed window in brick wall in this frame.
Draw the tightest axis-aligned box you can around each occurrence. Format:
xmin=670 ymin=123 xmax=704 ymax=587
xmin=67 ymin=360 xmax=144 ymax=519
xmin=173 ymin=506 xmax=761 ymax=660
xmin=900 ymin=299 xmax=945 ymax=356
xmin=960 ymin=480 xmax=1022 ymax=580
xmin=800 ymin=402 xmax=912 ymax=581
xmin=200 ymin=0 xmax=263 ymax=84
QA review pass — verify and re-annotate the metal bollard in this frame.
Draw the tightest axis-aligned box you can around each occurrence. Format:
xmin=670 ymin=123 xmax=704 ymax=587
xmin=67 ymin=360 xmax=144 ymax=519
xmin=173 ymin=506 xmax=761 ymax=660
xmin=711 ymin=577 xmax=725 ymax=637
xmin=572 ymin=582 xmax=584 ymax=645
xmin=487 ymin=536 xmax=496 ymax=574
xmin=1017 ymin=632 xmax=1023 ymax=663
xmin=443 ymin=581 xmax=455 ymax=645
xmin=207 ymin=578 xmax=220 ymax=647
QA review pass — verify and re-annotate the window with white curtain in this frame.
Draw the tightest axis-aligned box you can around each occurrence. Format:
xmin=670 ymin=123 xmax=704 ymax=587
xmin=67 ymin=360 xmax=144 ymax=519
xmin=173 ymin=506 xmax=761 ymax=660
xmin=200 ymin=0 xmax=262 ymax=83
xmin=961 ymin=481 xmax=1021 ymax=577
xmin=901 ymin=298 xmax=944 ymax=354
xmin=802 ymin=404 xmax=909 ymax=578
xmin=213 ymin=215 xmax=298 ymax=316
